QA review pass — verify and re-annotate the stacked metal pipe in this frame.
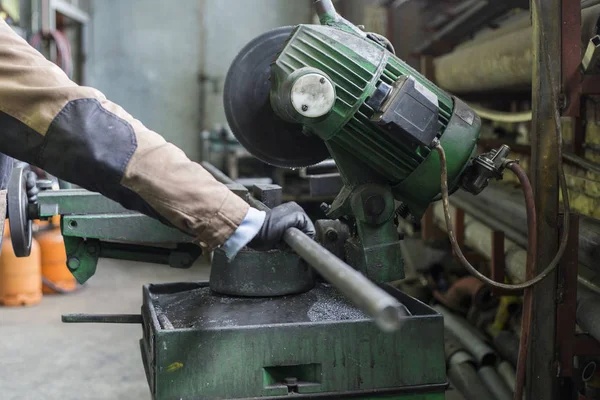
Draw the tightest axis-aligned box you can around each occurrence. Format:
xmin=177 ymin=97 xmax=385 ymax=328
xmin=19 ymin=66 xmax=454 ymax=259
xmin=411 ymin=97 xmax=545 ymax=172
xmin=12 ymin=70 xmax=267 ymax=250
xmin=433 ymin=6 xmax=600 ymax=93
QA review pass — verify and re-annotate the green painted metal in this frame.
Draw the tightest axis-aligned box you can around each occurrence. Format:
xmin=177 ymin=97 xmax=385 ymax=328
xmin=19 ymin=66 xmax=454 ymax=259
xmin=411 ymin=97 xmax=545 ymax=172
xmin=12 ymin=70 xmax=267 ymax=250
xmin=63 ymin=236 xmax=99 ymax=284
xmin=347 ymin=184 xmax=403 ymax=282
xmin=63 ymin=233 xmax=201 ymax=284
xmin=210 ymin=248 xmax=315 ymax=297
xmin=393 ymin=98 xmax=481 ymax=218
xmin=35 ymin=189 xmax=200 ymax=283
xmin=62 ymin=213 xmax=192 ymax=243
xmin=141 ymin=282 xmax=447 ymax=400
xmin=37 ymin=189 xmax=130 ymax=216
xmin=271 ymin=24 xmax=455 ymax=184
xmin=270 ymin=24 xmax=480 ymax=219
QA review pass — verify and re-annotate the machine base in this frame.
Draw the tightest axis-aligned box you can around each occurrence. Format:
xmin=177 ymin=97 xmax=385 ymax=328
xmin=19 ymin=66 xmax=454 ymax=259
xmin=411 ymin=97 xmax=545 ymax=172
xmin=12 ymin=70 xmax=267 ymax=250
xmin=141 ymin=282 xmax=446 ymax=400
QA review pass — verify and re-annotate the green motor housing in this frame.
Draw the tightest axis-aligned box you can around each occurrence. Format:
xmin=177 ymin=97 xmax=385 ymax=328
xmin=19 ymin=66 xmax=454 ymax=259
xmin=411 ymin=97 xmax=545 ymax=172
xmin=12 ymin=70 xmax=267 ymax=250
xmin=270 ymin=24 xmax=481 ymax=217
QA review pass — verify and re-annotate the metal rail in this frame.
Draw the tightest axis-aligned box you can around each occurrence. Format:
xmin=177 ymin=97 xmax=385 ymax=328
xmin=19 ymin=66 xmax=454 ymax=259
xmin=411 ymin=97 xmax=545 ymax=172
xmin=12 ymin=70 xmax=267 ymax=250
xmin=202 ymin=162 xmax=406 ymax=332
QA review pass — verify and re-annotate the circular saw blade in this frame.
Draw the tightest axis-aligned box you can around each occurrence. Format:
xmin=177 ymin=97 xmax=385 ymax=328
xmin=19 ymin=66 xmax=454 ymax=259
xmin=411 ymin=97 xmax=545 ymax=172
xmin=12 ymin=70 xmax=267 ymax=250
xmin=224 ymin=26 xmax=330 ymax=168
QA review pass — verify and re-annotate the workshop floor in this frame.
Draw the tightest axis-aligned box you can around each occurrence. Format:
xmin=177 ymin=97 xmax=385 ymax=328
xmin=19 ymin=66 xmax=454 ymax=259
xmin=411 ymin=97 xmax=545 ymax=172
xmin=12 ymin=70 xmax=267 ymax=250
xmin=0 ymin=258 xmax=208 ymax=400
xmin=1 ymin=258 xmax=464 ymax=400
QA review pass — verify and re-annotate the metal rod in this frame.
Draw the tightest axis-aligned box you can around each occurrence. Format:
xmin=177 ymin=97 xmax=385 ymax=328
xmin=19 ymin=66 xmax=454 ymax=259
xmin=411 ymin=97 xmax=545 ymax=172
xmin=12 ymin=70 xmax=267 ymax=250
xmin=202 ymin=162 xmax=235 ymax=185
xmin=583 ymin=0 xmax=600 ymax=9
xmin=434 ymin=305 xmax=497 ymax=366
xmin=283 ymin=228 xmax=406 ymax=332
xmin=62 ymin=314 xmax=142 ymax=324
xmin=157 ymin=313 xmax=174 ymax=330
xmin=497 ymin=361 xmax=517 ymax=392
xmin=433 ymin=6 xmax=600 ymax=93
xmin=314 ymin=0 xmax=337 ymax=22
xmin=478 ymin=366 xmax=513 ymax=400
xmin=447 ymin=354 xmax=495 ymax=400
xmin=203 ymin=162 xmax=406 ymax=332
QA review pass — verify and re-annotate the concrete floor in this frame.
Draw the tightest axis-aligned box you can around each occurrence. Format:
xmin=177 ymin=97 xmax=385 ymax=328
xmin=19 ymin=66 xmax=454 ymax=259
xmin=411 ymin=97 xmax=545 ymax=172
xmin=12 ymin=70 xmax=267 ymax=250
xmin=0 ymin=258 xmax=208 ymax=400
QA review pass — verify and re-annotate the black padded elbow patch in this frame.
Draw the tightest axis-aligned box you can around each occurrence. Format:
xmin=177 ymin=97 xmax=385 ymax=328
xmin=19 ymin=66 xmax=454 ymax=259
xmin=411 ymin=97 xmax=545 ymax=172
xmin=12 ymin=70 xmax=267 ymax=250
xmin=0 ymin=99 xmax=164 ymax=221
xmin=42 ymin=98 xmax=136 ymax=195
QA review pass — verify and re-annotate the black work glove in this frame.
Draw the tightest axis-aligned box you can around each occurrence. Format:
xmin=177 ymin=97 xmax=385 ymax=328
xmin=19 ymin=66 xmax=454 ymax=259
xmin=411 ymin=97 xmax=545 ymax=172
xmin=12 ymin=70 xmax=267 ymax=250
xmin=248 ymin=202 xmax=315 ymax=251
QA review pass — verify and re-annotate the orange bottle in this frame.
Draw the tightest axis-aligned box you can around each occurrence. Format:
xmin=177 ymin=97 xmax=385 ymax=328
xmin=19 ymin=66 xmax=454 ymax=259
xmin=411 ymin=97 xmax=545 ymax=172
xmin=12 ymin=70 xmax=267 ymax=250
xmin=0 ymin=222 xmax=42 ymax=306
xmin=37 ymin=216 xmax=76 ymax=294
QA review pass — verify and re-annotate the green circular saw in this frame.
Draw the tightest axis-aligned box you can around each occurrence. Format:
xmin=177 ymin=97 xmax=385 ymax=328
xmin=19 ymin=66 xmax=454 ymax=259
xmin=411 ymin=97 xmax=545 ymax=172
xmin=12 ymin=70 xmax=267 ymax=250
xmin=224 ymin=0 xmax=498 ymax=219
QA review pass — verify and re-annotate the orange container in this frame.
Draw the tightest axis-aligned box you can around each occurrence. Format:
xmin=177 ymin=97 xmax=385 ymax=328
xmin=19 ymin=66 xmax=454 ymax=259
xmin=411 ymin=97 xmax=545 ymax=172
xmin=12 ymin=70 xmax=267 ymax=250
xmin=37 ymin=216 xmax=75 ymax=294
xmin=0 ymin=222 xmax=42 ymax=306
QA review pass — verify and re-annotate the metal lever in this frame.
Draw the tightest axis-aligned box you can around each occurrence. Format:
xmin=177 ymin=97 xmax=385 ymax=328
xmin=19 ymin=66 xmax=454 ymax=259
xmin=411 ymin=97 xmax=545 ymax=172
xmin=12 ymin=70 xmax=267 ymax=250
xmin=202 ymin=162 xmax=407 ymax=332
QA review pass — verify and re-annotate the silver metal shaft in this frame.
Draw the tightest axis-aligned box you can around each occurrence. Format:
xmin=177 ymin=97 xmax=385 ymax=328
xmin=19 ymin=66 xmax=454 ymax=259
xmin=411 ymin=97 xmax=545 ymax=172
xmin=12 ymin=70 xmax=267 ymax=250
xmin=434 ymin=305 xmax=497 ymax=366
xmin=202 ymin=162 xmax=406 ymax=332
xmin=314 ymin=0 xmax=337 ymax=20
xmin=284 ymin=228 xmax=406 ymax=332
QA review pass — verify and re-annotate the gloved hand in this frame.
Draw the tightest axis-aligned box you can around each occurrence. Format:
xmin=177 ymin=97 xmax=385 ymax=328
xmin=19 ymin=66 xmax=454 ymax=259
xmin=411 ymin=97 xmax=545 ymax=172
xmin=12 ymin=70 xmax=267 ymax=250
xmin=248 ymin=202 xmax=315 ymax=251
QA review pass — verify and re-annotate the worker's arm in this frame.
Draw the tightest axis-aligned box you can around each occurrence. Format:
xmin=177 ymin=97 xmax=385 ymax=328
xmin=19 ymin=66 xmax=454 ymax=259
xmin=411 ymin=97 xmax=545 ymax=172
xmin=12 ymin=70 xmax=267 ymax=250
xmin=0 ymin=20 xmax=314 ymax=252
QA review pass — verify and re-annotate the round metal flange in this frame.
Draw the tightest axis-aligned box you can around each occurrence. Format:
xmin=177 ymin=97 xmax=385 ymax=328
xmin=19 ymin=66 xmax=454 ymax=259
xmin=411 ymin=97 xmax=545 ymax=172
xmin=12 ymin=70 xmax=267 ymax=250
xmin=7 ymin=167 xmax=32 ymax=257
xmin=209 ymin=248 xmax=315 ymax=297
xmin=223 ymin=26 xmax=330 ymax=168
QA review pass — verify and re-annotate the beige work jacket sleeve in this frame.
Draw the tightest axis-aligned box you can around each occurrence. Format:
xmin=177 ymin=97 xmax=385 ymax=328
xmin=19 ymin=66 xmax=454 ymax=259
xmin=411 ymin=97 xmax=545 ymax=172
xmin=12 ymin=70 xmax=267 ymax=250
xmin=0 ymin=20 xmax=249 ymax=248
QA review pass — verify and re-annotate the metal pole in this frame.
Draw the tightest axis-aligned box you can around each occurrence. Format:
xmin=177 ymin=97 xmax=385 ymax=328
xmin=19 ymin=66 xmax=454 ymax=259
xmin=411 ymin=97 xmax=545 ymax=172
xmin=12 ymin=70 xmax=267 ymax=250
xmin=284 ymin=228 xmax=407 ymax=332
xmin=62 ymin=314 xmax=142 ymax=324
xmin=433 ymin=305 xmax=497 ymax=366
xmin=528 ymin=0 xmax=562 ymax=397
xmin=202 ymin=161 xmax=235 ymax=185
xmin=478 ymin=366 xmax=513 ymax=400
xmin=314 ymin=0 xmax=337 ymax=21
xmin=202 ymin=162 xmax=407 ymax=332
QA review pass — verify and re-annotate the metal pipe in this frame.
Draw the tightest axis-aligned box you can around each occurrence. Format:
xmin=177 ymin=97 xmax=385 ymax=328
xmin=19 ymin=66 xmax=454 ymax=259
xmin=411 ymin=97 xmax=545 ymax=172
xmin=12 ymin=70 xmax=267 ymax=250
xmin=203 ymin=162 xmax=406 ymax=332
xmin=284 ymin=228 xmax=407 ymax=332
xmin=493 ymin=331 xmax=520 ymax=368
xmin=447 ymin=354 xmax=495 ymax=400
xmin=62 ymin=314 xmax=142 ymax=324
xmin=577 ymin=285 xmax=600 ymax=342
xmin=314 ymin=0 xmax=336 ymax=22
xmin=497 ymin=361 xmax=517 ymax=392
xmin=433 ymin=6 xmax=600 ymax=93
xmin=434 ymin=305 xmax=497 ymax=366
xmin=584 ymin=0 xmax=600 ymax=9
xmin=563 ymin=152 xmax=600 ymax=175
xmin=432 ymin=199 xmax=600 ymax=343
xmin=451 ymin=186 xmax=600 ymax=275
xmin=445 ymin=329 xmax=496 ymax=400
xmin=202 ymin=161 xmax=235 ymax=185
xmin=478 ymin=366 xmax=513 ymax=400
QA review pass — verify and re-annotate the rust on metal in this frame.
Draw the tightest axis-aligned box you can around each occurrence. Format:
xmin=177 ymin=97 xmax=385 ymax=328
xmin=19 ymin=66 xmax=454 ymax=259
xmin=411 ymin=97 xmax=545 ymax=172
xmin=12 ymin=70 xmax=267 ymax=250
xmin=582 ymin=75 xmax=600 ymax=94
xmin=575 ymin=335 xmax=600 ymax=356
xmin=555 ymin=214 xmax=579 ymax=378
xmin=526 ymin=0 xmax=562 ymax=397
xmin=561 ymin=0 xmax=582 ymax=117
xmin=490 ymin=230 xmax=521 ymax=297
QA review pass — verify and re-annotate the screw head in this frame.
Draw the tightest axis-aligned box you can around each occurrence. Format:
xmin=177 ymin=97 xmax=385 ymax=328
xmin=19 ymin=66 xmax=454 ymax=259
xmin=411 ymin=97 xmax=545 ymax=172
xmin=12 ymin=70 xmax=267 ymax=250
xmin=319 ymin=77 xmax=326 ymax=84
xmin=301 ymin=104 xmax=309 ymax=112
xmin=67 ymin=257 xmax=80 ymax=271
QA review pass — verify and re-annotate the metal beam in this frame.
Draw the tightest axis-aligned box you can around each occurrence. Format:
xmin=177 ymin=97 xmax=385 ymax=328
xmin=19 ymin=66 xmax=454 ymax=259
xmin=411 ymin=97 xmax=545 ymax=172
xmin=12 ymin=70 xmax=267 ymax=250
xmin=527 ymin=0 xmax=562 ymax=398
